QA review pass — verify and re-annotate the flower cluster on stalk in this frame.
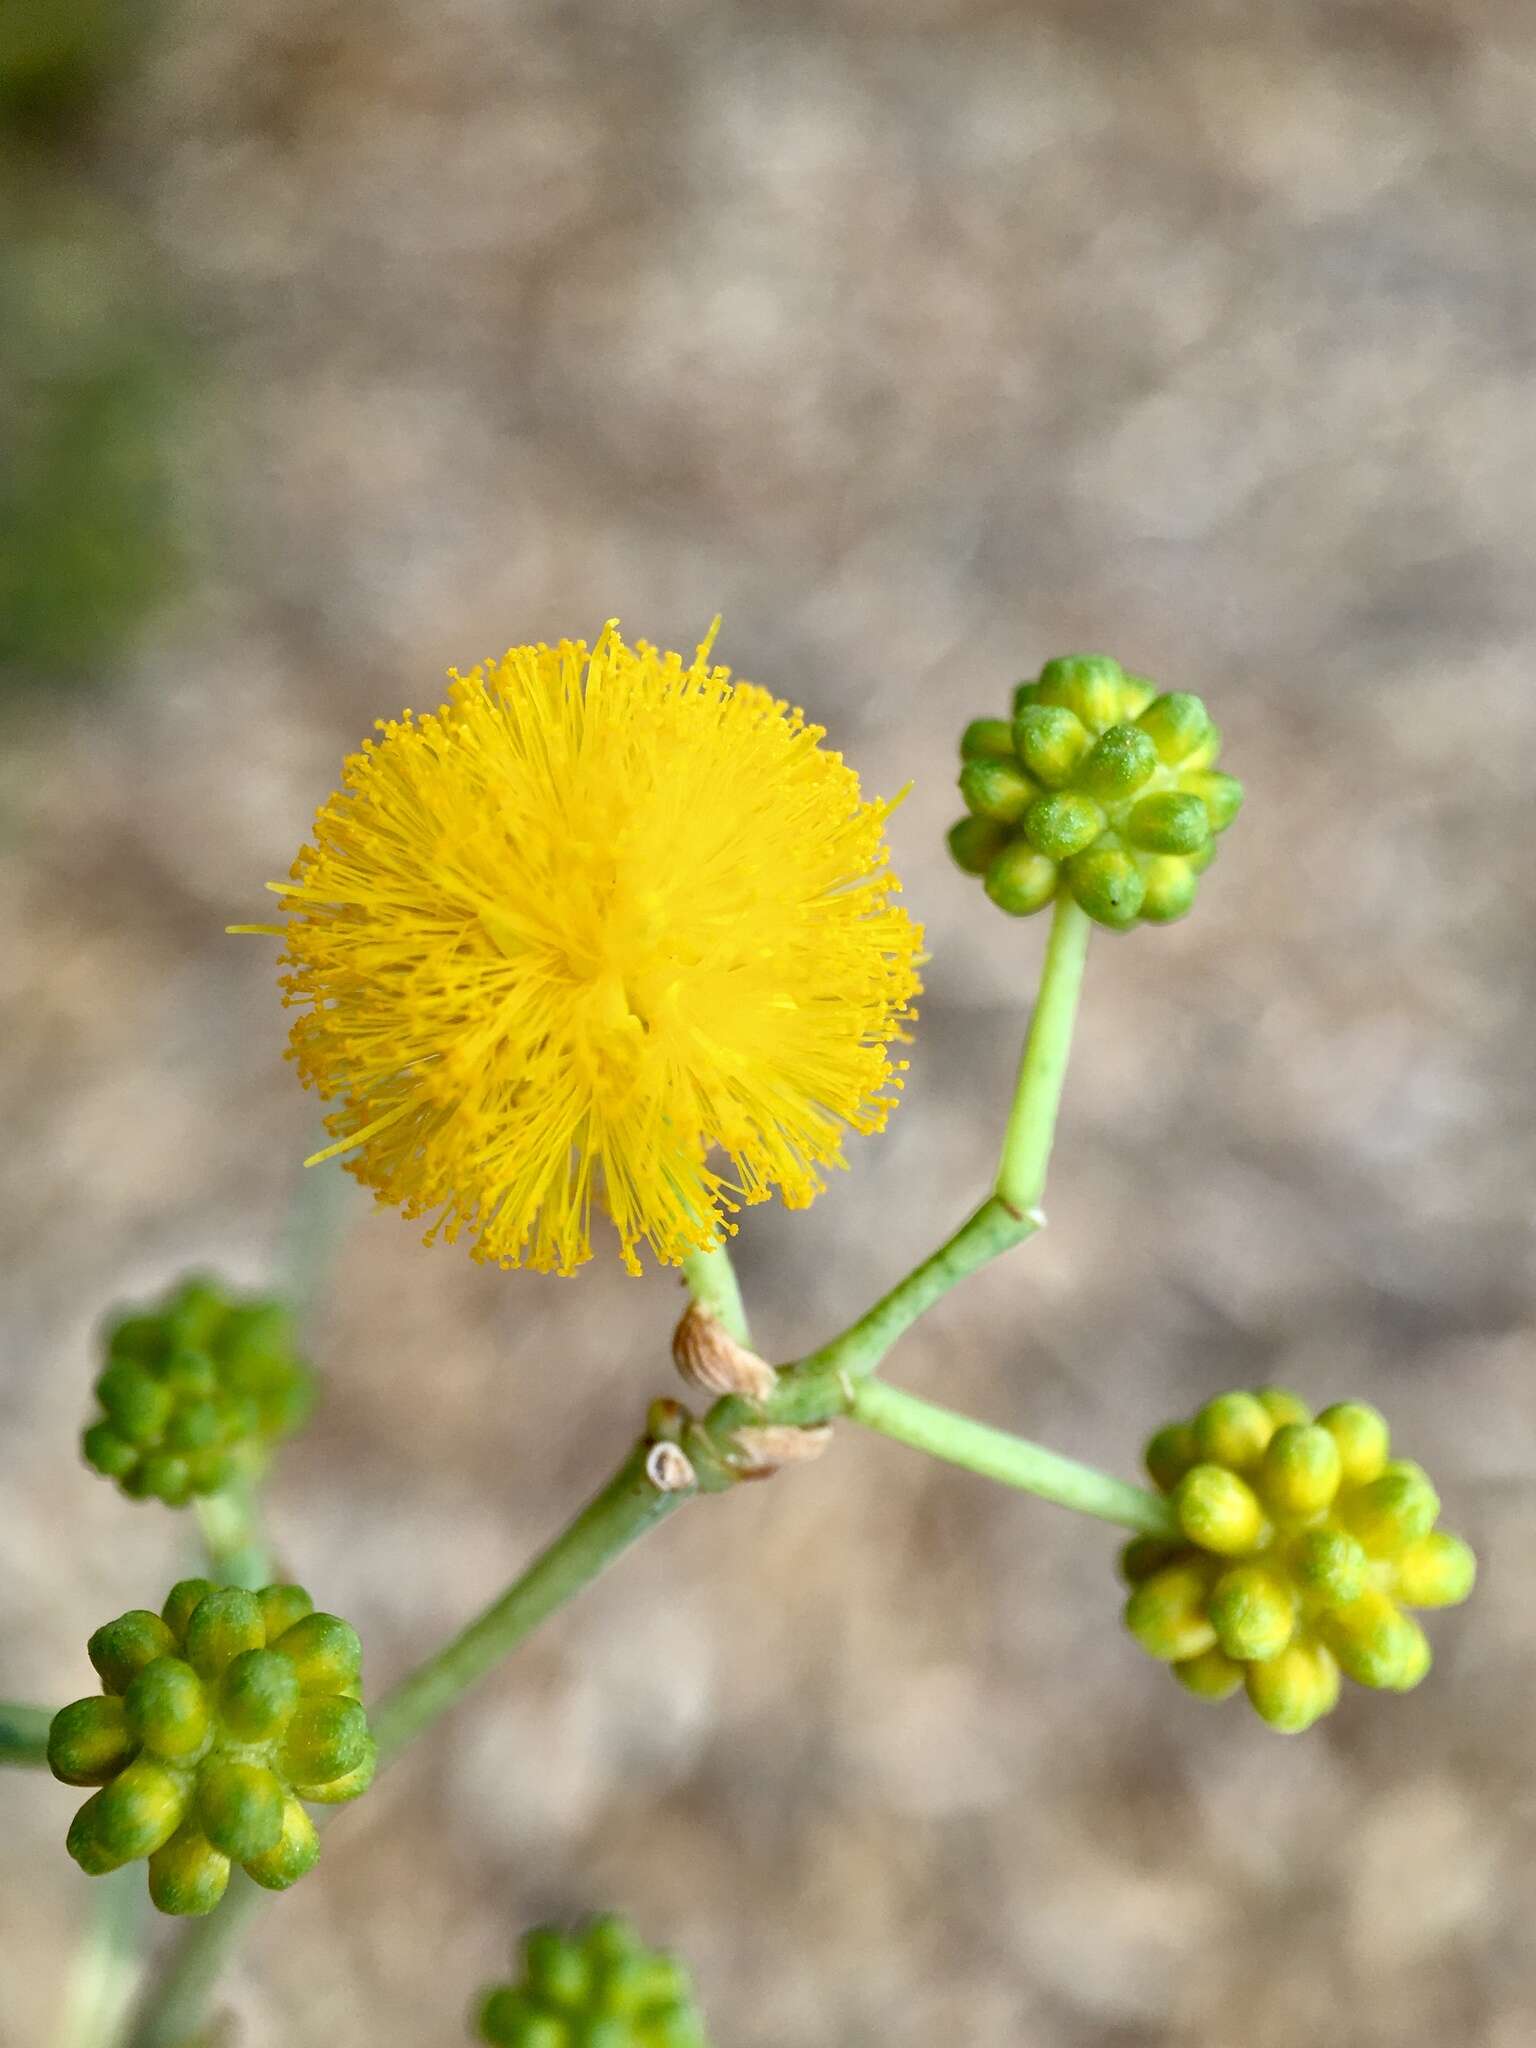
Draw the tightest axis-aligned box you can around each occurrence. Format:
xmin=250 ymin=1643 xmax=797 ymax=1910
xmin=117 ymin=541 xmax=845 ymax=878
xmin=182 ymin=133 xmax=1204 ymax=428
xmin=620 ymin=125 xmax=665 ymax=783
xmin=49 ymin=1578 xmax=374 ymax=1912
xmin=1122 ymin=1389 xmax=1475 ymax=1730
xmin=948 ymin=654 xmax=1242 ymax=928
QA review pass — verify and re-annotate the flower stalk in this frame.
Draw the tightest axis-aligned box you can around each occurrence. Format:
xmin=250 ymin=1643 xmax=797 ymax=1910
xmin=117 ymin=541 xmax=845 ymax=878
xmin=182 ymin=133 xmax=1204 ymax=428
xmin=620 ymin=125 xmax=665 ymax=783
xmin=994 ymin=893 xmax=1093 ymax=1215
xmin=1 ymin=1698 xmax=52 ymax=1766
xmin=53 ymin=1867 xmax=148 ymax=2048
xmin=370 ymin=1445 xmax=685 ymax=1767
xmin=680 ymin=1244 xmax=751 ymax=1347
xmin=191 ymin=1475 xmax=271 ymax=1593
xmin=848 ymin=1380 xmax=1179 ymax=1536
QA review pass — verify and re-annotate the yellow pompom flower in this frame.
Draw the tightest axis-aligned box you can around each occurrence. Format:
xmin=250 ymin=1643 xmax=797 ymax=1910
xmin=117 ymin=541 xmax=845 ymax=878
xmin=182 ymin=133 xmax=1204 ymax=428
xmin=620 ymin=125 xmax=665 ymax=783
xmin=239 ymin=623 xmax=921 ymax=1275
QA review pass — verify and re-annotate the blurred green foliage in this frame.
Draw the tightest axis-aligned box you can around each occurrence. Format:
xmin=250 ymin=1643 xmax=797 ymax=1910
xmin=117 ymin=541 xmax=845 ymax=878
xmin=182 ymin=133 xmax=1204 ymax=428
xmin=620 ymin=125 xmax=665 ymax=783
xmin=0 ymin=0 xmax=184 ymax=685
xmin=0 ymin=0 xmax=141 ymax=131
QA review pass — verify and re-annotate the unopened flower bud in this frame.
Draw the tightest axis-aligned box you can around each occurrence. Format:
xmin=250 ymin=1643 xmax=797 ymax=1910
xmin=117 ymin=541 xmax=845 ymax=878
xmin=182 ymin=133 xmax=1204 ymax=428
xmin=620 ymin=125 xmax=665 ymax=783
xmin=959 ymin=756 xmax=1036 ymax=826
xmin=1291 ymin=1527 xmax=1368 ymax=1608
xmin=218 ymin=1649 xmax=301 ymax=1744
xmin=1315 ymin=1401 xmax=1391 ymax=1487
xmin=1394 ymin=1530 xmax=1477 ymax=1608
xmin=1138 ymin=855 xmax=1200 ymax=924
xmin=72 ymin=1759 xmax=189 ymax=1872
xmin=1066 ymin=847 xmax=1146 ymax=929
xmin=1143 ymin=1421 xmax=1198 ymax=1494
xmin=1178 ymin=768 xmax=1244 ymax=831
xmin=1175 ymin=1465 xmax=1268 ymax=1556
xmin=184 ymin=1589 xmax=265 ymax=1682
xmin=1030 ymin=654 xmax=1129 ymax=731
xmin=124 ymin=1659 xmax=210 ymax=1762
xmin=1192 ymin=1391 xmax=1275 ymax=1472
xmin=148 ymin=1828 xmax=231 ymax=1916
xmin=1208 ymin=1565 xmax=1296 ymax=1662
xmin=1124 ymin=1560 xmax=1218 ymax=1662
xmin=196 ymin=1758 xmax=286 ymax=1861
xmin=947 ymin=816 xmax=1009 ymax=876
xmin=1024 ymin=792 xmax=1105 ymax=861
xmin=1126 ymin=790 xmax=1211 ymax=856
xmin=1254 ymin=1386 xmax=1312 ymax=1428
xmin=1259 ymin=1424 xmax=1343 ymax=1519
xmin=960 ymin=716 xmax=1016 ymax=762
xmin=89 ymin=1612 xmax=176 ymax=1695
xmin=48 ymin=1698 xmax=136 ymax=1787
xmin=1076 ymin=724 xmax=1159 ymax=803
xmin=1341 ymin=1460 xmax=1441 ymax=1556
xmin=271 ymin=1611 xmax=363 ymax=1696
xmin=1244 ymin=1638 xmax=1341 ymax=1733
xmin=243 ymin=1796 xmax=321 ymax=1891
xmin=1135 ymin=691 xmax=1212 ymax=764
xmin=1323 ymin=1590 xmax=1431 ymax=1691
xmin=1172 ymin=1644 xmax=1244 ymax=1702
xmin=1013 ymin=704 xmax=1091 ymax=789
xmin=984 ymin=841 xmax=1058 ymax=917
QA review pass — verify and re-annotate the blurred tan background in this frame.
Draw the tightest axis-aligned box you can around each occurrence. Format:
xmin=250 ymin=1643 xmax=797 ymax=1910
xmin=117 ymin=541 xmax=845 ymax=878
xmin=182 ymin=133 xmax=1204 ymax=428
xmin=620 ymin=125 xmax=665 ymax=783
xmin=3 ymin=1 xmax=1534 ymax=2043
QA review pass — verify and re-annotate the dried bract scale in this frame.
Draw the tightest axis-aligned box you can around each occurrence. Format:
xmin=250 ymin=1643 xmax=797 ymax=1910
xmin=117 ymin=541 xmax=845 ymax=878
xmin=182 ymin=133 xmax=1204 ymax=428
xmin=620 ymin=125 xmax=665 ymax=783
xmin=644 ymin=1442 xmax=699 ymax=1494
xmin=730 ymin=1424 xmax=835 ymax=1477
xmin=671 ymin=1301 xmax=777 ymax=1403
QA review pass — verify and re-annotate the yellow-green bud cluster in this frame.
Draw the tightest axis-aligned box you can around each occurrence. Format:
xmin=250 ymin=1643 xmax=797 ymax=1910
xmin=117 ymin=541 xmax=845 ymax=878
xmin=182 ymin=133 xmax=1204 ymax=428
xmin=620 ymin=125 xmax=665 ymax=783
xmin=1123 ymin=1389 xmax=1476 ymax=1731
xmin=476 ymin=1917 xmax=708 ymax=2048
xmin=82 ymin=1276 xmax=315 ymax=1506
xmin=49 ymin=1578 xmax=374 ymax=1914
xmin=947 ymin=655 xmax=1242 ymax=929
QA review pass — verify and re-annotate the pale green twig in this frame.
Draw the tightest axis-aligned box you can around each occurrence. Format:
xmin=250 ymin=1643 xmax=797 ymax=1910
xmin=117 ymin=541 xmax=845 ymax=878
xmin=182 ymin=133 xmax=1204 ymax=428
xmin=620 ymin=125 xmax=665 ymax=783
xmin=0 ymin=1699 xmax=51 ymax=1767
xmin=849 ymin=1379 xmax=1177 ymax=1536
xmin=680 ymin=1242 xmax=751 ymax=1345
xmin=54 ymin=1869 xmax=150 ymax=2048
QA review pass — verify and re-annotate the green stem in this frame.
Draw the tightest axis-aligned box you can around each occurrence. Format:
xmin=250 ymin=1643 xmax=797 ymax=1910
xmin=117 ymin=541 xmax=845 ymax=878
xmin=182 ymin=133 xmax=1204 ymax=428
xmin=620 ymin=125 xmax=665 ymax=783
xmin=54 ymin=1868 xmax=150 ymax=2048
xmin=192 ymin=1473 xmax=271 ymax=1591
xmin=849 ymin=1379 xmax=1178 ymax=1537
xmin=279 ymin=1151 xmax=354 ymax=1328
xmin=727 ymin=1194 xmax=1034 ymax=1432
xmin=124 ymin=1873 xmax=267 ymax=2048
xmin=994 ymin=893 xmax=1093 ymax=1215
xmin=0 ymin=1698 xmax=51 ymax=1766
xmin=681 ymin=1242 xmax=750 ymax=1345
xmin=125 ymin=885 xmax=1100 ymax=2044
xmin=371 ymin=1443 xmax=682 ymax=1765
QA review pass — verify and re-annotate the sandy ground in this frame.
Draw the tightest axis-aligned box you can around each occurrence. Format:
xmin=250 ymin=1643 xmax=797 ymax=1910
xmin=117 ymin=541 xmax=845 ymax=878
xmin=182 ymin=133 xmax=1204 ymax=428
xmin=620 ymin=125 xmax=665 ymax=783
xmin=3 ymin=2 xmax=1535 ymax=2043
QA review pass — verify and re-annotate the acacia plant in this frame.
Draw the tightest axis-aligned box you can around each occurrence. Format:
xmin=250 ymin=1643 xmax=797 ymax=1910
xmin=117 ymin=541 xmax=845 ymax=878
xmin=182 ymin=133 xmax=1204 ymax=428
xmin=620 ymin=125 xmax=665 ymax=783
xmin=3 ymin=630 xmax=1474 ymax=2046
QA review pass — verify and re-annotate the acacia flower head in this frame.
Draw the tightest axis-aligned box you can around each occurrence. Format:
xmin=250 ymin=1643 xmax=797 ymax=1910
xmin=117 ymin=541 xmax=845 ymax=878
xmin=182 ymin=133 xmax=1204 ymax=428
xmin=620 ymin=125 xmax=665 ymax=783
xmin=50 ymin=1578 xmax=373 ymax=1914
xmin=1122 ymin=1389 xmax=1475 ymax=1731
xmin=241 ymin=624 xmax=921 ymax=1275
xmin=948 ymin=654 xmax=1243 ymax=929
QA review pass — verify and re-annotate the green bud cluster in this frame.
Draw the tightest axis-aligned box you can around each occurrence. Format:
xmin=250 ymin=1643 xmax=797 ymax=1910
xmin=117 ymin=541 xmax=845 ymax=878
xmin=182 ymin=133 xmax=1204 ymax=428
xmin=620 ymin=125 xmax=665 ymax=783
xmin=476 ymin=1917 xmax=708 ymax=2048
xmin=49 ymin=1578 xmax=374 ymax=1914
xmin=1122 ymin=1389 xmax=1476 ymax=1731
xmin=82 ymin=1276 xmax=315 ymax=1506
xmin=947 ymin=654 xmax=1243 ymax=929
